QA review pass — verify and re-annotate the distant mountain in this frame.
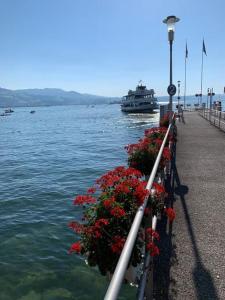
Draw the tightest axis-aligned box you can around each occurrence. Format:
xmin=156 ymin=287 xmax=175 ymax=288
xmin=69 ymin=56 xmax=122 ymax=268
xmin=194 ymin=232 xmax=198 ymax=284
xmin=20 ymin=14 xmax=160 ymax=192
xmin=2 ymin=87 xmax=217 ymax=108
xmin=0 ymin=87 xmax=120 ymax=107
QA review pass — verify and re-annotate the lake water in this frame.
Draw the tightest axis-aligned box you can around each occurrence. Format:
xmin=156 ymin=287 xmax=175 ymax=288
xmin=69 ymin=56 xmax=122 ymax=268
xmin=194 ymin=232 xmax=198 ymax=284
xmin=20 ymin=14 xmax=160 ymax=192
xmin=0 ymin=104 xmax=159 ymax=300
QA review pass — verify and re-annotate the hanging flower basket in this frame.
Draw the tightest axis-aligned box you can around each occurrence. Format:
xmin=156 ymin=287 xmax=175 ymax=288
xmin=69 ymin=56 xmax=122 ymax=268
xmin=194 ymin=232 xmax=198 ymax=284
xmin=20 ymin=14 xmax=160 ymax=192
xmin=69 ymin=167 xmax=150 ymax=276
xmin=125 ymin=127 xmax=171 ymax=176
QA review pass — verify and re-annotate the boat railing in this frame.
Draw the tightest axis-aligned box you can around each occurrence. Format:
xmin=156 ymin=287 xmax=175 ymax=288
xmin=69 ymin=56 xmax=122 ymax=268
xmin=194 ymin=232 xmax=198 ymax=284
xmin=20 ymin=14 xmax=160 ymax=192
xmin=104 ymin=115 xmax=175 ymax=300
xmin=199 ymin=108 xmax=225 ymax=132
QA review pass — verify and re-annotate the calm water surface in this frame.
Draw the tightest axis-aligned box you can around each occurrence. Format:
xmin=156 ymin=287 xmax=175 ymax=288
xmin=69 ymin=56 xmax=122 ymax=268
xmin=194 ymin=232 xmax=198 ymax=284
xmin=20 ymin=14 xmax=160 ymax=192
xmin=0 ymin=104 xmax=159 ymax=300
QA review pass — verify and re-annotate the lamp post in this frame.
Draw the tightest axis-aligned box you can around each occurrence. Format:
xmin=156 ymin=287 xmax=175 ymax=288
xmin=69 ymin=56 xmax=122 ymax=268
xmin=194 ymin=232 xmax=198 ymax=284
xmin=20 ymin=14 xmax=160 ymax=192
xmin=207 ymin=88 xmax=210 ymax=110
xmin=177 ymin=80 xmax=181 ymax=108
xmin=163 ymin=15 xmax=180 ymax=122
xmin=208 ymin=88 xmax=215 ymax=123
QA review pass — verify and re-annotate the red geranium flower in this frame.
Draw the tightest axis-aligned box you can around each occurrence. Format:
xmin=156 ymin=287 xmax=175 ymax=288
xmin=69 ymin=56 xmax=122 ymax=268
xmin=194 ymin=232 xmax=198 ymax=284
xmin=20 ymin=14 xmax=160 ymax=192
xmin=163 ymin=147 xmax=171 ymax=161
xmin=152 ymin=182 xmax=165 ymax=194
xmin=68 ymin=221 xmax=84 ymax=234
xmin=74 ymin=195 xmax=96 ymax=205
xmin=87 ymin=187 xmax=96 ymax=194
xmin=146 ymin=227 xmax=160 ymax=241
xmin=165 ymin=207 xmax=176 ymax=222
xmin=147 ymin=242 xmax=160 ymax=257
xmin=115 ymin=183 xmax=130 ymax=195
xmin=95 ymin=218 xmax=109 ymax=228
xmin=111 ymin=236 xmax=126 ymax=254
xmin=134 ymin=183 xmax=149 ymax=205
xmin=155 ymin=138 xmax=163 ymax=147
xmin=69 ymin=241 xmax=82 ymax=254
xmin=124 ymin=167 xmax=142 ymax=178
xmin=110 ymin=207 xmax=126 ymax=218
xmin=103 ymin=199 xmax=112 ymax=209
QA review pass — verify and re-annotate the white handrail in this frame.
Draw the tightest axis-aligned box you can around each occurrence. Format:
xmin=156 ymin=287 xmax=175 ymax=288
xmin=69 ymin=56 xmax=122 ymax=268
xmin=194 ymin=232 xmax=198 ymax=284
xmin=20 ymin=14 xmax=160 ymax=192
xmin=104 ymin=120 xmax=173 ymax=300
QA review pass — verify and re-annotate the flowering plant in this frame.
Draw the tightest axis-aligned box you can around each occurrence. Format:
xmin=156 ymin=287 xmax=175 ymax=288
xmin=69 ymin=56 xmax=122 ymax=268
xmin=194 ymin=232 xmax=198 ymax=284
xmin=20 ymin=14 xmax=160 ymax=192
xmin=125 ymin=127 xmax=171 ymax=175
xmin=144 ymin=126 xmax=168 ymax=141
xmin=164 ymin=207 xmax=176 ymax=222
xmin=69 ymin=166 xmax=150 ymax=275
xmin=145 ymin=227 xmax=160 ymax=257
xmin=148 ymin=182 xmax=167 ymax=215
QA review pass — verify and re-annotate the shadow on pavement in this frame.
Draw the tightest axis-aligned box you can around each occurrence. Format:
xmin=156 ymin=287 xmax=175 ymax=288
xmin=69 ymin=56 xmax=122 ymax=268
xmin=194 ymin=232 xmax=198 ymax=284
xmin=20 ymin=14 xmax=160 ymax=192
xmin=174 ymin=164 xmax=219 ymax=300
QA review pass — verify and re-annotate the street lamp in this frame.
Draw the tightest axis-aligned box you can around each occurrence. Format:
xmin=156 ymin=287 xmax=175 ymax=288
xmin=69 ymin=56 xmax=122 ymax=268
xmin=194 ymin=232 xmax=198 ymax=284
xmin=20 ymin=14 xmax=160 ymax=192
xmin=208 ymin=88 xmax=215 ymax=122
xmin=163 ymin=15 xmax=180 ymax=122
xmin=207 ymin=88 xmax=210 ymax=110
xmin=177 ymin=80 xmax=181 ymax=108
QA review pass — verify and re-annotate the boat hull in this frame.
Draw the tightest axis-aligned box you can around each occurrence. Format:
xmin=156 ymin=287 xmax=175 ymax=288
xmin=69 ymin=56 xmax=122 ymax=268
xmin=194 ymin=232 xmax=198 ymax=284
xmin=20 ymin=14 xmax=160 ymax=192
xmin=121 ymin=104 xmax=158 ymax=113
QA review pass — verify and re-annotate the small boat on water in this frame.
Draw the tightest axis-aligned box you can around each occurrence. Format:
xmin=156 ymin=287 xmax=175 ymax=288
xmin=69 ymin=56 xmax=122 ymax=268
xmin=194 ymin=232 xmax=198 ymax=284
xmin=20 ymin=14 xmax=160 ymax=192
xmin=121 ymin=82 xmax=158 ymax=113
xmin=30 ymin=110 xmax=36 ymax=114
xmin=5 ymin=108 xmax=14 ymax=113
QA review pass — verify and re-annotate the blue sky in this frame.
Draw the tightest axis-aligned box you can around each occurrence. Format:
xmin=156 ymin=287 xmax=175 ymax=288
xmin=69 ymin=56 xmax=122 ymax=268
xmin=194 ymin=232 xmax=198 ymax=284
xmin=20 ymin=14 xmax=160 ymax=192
xmin=0 ymin=0 xmax=225 ymax=96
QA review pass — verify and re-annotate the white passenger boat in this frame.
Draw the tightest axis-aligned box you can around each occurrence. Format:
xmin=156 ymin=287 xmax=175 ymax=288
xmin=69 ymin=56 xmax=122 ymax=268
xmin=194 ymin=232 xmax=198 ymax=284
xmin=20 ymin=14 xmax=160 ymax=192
xmin=121 ymin=82 xmax=158 ymax=113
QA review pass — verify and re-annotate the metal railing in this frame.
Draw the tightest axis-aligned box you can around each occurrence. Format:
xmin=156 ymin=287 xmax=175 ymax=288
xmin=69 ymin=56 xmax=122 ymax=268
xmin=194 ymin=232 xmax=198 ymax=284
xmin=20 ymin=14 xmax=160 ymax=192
xmin=104 ymin=118 xmax=174 ymax=300
xmin=199 ymin=108 xmax=225 ymax=132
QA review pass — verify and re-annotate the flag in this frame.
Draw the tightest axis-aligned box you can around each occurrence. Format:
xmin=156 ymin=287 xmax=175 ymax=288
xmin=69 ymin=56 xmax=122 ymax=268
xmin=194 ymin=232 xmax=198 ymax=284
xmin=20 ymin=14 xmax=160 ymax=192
xmin=203 ymin=39 xmax=207 ymax=56
xmin=185 ymin=42 xmax=188 ymax=58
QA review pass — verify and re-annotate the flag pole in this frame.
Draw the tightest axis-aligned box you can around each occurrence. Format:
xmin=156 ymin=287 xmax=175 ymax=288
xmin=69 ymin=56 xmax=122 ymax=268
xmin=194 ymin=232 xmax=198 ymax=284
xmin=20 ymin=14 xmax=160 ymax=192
xmin=184 ymin=46 xmax=187 ymax=109
xmin=200 ymin=40 xmax=204 ymax=106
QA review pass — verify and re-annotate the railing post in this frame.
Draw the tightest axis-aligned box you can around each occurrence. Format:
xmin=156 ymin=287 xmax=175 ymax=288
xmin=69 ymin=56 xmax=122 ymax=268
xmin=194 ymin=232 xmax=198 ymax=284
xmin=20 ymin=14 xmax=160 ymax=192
xmin=219 ymin=111 xmax=221 ymax=129
xmin=209 ymin=89 xmax=213 ymax=123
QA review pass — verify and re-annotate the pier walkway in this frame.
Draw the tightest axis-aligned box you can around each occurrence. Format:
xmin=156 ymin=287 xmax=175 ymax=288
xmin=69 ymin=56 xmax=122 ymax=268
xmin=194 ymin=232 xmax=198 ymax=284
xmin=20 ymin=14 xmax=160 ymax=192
xmin=164 ymin=111 xmax=225 ymax=299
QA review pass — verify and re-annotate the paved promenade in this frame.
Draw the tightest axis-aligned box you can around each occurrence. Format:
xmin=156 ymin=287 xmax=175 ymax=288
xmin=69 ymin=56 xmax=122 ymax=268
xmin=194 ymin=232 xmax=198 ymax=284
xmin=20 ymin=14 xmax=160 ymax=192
xmin=166 ymin=111 xmax=225 ymax=299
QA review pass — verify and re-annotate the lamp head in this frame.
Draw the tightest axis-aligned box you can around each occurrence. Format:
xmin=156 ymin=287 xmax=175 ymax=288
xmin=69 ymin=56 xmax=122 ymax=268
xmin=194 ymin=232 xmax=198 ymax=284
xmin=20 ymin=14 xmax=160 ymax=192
xmin=163 ymin=15 xmax=180 ymax=41
xmin=163 ymin=15 xmax=180 ymax=31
